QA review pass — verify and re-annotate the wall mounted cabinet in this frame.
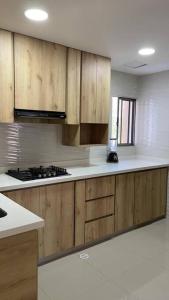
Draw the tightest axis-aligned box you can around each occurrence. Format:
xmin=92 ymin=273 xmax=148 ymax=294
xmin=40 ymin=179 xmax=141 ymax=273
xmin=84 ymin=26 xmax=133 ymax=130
xmin=66 ymin=48 xmax=81 ymax=124
xmin=14 ymin=34 xmax=67 ymax=112
xmin=0 ymin=30 xmax=14 ymax=123
xmin=81 ymin=52 xmax=111 ymax=124
xmin=62 ymin=123 xmax=108 ymax=146
xmin=0 ymin=29 xmax=111 ymax=147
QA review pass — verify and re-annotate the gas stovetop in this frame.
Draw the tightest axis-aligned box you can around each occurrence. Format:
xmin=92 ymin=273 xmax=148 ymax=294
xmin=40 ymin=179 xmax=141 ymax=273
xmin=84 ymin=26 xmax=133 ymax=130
xmin=6 ymin=166 xmax=70 ymax=181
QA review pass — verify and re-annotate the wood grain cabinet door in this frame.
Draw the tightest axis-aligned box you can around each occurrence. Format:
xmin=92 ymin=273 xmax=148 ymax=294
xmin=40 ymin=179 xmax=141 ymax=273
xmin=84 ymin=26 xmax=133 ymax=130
xmin=115 ymin=173 xmax=134 ymax=232
xmin=96 ymin=55 xmax=111 ymax=123
xmin=66 ymin=48 xmax=81 ymax=124
xmin=134 ymin=170 xmax=153 ymax=225
xmin=151 ymin=168 xmax=168 ymax=219
xmin=39 ymin=182 xmax=74 ymax=258
xmin=3 ymin=182 xmax=75 ymax=259
xmin=81 ymin=52 xmax=111 ymax=124
xmin=14 ymin=33 xmax=67 ymax=112
xmin=134 ymin=168 xmax=168 ymax=225
xmin=0 ymin=29 xmax=14 ymax=123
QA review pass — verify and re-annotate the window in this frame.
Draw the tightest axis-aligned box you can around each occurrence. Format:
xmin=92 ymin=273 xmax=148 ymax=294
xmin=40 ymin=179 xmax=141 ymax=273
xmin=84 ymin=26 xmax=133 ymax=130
xmin=111 ymin=97 xmax=136 ymax=146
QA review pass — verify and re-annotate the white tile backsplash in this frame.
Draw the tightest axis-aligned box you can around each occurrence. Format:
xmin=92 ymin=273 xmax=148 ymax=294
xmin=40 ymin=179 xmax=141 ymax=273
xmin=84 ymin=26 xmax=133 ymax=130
xmin=0 ymin=123 xmax=89 ymax=168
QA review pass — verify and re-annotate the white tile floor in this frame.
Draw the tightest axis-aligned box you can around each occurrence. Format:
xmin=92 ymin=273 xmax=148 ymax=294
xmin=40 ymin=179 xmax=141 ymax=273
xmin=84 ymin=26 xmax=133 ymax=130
xmin=38 ymin=218 xmax=169 ymax=300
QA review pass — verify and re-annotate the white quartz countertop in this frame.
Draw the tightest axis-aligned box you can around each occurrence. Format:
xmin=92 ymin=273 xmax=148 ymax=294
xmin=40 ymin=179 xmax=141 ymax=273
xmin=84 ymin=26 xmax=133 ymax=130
xmin=0 ymin=157 xmax=169 ymax=192
xmin=0 ymin=193 xmax=44 ymax=239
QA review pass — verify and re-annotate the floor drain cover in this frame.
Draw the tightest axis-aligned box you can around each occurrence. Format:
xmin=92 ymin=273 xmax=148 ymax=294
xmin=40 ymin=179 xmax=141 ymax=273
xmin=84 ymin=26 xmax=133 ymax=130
xmin=80 ymin=253 xmax=89 ymax=260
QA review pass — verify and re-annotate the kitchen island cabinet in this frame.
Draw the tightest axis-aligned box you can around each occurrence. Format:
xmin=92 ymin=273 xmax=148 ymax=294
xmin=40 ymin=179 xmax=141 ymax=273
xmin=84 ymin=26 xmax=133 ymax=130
xmin=3 ymin=182 xmax=74 ymax=260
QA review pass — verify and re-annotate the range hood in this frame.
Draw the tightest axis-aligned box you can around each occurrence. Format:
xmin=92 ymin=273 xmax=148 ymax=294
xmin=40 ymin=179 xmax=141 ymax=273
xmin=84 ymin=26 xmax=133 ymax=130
xmin=14 ymin=109 xmax=66 ymax=119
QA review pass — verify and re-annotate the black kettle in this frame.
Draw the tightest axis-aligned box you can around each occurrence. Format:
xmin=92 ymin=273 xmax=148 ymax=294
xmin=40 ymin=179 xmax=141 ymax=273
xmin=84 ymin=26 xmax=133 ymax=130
xmin=107 ymin=151 xmax=119 ymax=163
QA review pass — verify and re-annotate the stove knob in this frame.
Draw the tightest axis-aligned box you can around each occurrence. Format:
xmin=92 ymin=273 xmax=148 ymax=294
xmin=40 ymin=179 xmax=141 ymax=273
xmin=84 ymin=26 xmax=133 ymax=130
xmin=52 ymin=171 xmax=56 ymax=176
xmin=38 ymin=174 xmax=42 ymax=178
xmin=43 ymin=173 xmax=47 ymax=178
xmin=47 ymin=172 xmax=52 ymax=177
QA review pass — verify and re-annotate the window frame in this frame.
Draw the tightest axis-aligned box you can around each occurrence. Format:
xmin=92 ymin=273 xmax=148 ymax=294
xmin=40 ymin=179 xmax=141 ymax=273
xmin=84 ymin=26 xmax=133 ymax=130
xmin=111 ymin=97 xmax=136 ymax=146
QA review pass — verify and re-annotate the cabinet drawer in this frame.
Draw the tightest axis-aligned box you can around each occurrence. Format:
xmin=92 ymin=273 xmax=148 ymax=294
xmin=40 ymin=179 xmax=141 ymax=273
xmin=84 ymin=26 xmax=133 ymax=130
xmin=85 ymin=176 xmax=115 ymax=200
xmin=85 ymin=215 xmax=114 ymax=243
xmin=86 ymin=196 xmax=114 ymax=221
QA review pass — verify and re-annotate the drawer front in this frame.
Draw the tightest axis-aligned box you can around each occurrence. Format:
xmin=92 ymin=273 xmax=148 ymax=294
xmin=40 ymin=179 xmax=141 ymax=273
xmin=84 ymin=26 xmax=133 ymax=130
xmin=86 ymin=196 xmax=114 ymax=221
xmin=85 ymin=176 xmax=115 ymax=200
xmin=85 ymin=215 xmax=114 ymax=243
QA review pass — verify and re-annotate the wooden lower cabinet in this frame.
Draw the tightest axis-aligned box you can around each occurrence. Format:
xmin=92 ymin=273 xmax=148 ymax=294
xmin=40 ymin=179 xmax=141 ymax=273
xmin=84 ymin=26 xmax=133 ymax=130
xmin=85 ymin=175 xmax=115 ymax=200
xmin=2 ymin=168 xmax=168 ymax=262
xmin=3 ymin=182 xmax=74 ymax=259
xmin=75 ymin=179 xmax=115 ymax=246
xmin=86 ymin=196 xmax=114 ymax=221
xmin=85 ymin=215 xmax=115 ymax=244
xmin=134 ymin=168 xmax=168 ymax=225
xmin=0 ymin=230 xmax=38 ymax=300
xmin=115 ymin=173 xmax=134 ymax=232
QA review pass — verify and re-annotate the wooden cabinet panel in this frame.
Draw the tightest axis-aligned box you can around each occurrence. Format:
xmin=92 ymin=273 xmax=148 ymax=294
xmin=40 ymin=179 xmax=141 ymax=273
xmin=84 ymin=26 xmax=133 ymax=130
xmin=115 ymin=173 xmax=134 ymax=232
xmin=81 ymin=52 xmax=111 ymax=124
xmin=75 ymin=180 xmax=85 ymax=247
xmin=86 ymin=176 xmax=115 ymax=200
xmin=96 ymin=56 xmax=111 ymax=123
xmin=152 ymin=168 xmax=168 ymax=219
xmin=66 ymin=48 xmax=81 ymax=124
xmin=0 ymin=30 xmax=14 ymax=123
xmin=3 ymin=182 xmax=74 ymax=259
xmin=81 ymin=52 xmax=97 ymax=123
xmin=86 ymin=196 xmax=114 ymax=221
xmin=40 ymin=182 xmax=74 ymax=257
xmin=134 ymin=168 xmax=168 ymax=225
xmin=0 ymin=230 xmax=38 ymax=300
xmin=134 ymin=170 xmax=153 ymax=225
xmin=14 ymin=34 xmax=66 ymax=112
xmin=85 ymin=216 xmax=114 ymax=243
xmin=3 ymin=188 xmax=44 ymax=258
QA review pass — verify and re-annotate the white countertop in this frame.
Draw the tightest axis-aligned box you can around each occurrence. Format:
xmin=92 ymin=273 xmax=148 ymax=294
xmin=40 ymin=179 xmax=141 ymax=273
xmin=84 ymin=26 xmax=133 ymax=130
xmin=0 ymin=157 xmax=168 ymax=240
xmin=0 ymin=157 xmax=168 ymax=192
xmin=0 ymin=193 xmax=44 ymax=239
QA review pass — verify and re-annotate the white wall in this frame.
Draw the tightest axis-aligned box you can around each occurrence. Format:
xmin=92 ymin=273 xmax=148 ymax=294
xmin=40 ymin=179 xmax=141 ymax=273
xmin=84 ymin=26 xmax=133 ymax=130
xmin=136 ymin=71 xmax=169 ymax=217
xmin=111 ymin=70 xmax=138 ymax=99
xmin=110 ymin=70 xmax=138 ymax=157
xmin=136 ymin=70 xmax=169 ymax=158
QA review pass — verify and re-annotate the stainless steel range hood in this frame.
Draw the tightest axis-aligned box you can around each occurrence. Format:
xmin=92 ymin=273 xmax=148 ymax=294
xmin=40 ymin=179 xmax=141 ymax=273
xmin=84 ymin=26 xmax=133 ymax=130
xmin=14 ymin=109 xmax=66 ymax=119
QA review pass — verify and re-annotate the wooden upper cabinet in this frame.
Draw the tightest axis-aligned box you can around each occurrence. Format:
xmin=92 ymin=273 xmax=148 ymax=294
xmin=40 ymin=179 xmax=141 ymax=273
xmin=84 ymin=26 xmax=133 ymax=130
xmin=66 ymin=48 xmax=81 ymax=124
xmin=81 ymin=52 xmax=111 ymax=124
xmin=14 ymin=34 xmax=67 ymax=112
xmin=0 ymin=30 xmax=14 ymax=123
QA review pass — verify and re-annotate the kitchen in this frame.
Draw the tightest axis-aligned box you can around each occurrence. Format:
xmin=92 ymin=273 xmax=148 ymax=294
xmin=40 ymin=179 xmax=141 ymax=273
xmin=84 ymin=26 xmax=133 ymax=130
xmin=0 ymin=1 xmax=169 ymax=299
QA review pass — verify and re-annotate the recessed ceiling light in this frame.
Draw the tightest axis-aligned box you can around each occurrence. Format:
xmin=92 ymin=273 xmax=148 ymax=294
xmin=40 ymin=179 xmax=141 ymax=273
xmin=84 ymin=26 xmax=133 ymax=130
xmin=138 ymin=48 xmax=155 ymax=56
xmin=24 ymin=8 xmax=48 ymax=21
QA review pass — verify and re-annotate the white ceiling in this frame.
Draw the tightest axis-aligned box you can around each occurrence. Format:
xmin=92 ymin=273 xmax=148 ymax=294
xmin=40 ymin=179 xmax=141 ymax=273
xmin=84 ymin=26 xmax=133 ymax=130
xmin=0 ymin=0 xmax=169 ymax=75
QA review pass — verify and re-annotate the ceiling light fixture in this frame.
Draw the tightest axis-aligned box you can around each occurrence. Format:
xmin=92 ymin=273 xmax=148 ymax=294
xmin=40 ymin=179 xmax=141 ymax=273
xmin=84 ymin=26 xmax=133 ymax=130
xmin=24 ymin=8 xmax=48 ymax=21
xmin=138 ymin=48 xmax=155 ymax=56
